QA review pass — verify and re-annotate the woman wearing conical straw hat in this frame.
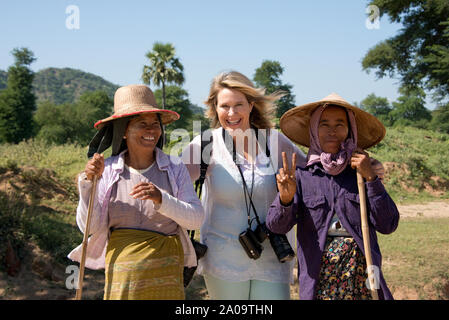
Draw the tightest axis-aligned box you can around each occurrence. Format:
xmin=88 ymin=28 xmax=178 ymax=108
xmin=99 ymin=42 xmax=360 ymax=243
xmin=68 ymin=84 xmax=205 ymax=299
xmin=266 ymin=93 xmax=399 ymax=300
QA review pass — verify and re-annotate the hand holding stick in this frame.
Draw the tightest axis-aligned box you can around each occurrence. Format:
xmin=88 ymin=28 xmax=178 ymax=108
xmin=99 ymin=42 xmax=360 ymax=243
xmin=75 ymin=154 xmax=103 ymax=300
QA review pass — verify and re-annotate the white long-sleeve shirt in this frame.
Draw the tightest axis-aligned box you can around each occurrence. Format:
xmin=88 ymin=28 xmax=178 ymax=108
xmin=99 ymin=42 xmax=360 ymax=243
xmin=182 ymin=128 xmax=306 ymax=283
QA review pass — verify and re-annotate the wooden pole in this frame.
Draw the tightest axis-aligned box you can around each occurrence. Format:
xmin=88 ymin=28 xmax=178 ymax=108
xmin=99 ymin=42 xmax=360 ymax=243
xmin=357 ymin=170 xmax=379 ymax=300
xmin=75 ymin=175 xmax=98 ymax=300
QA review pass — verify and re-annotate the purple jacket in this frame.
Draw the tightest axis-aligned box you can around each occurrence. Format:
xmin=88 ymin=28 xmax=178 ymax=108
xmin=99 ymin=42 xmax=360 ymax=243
xmin=266 ymin=163 xmax=399 ymax=300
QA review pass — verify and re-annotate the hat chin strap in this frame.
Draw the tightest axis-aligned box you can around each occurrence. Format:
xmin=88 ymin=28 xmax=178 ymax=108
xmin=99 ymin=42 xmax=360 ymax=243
xmin=87 ymin=117 xmax=132 ymax=158
xmin=87 ymin=124 xmax=112 ymax=159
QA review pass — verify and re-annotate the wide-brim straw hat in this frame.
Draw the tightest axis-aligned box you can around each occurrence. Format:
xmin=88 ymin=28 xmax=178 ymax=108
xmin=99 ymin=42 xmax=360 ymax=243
xmin=280 ymin=93 xmax=386 ymax=149
xmin=94 ymin=84 xmax=180 ymax=129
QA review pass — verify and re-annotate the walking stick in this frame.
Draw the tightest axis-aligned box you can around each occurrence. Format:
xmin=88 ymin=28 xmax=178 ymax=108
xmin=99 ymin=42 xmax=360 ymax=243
xmin=75 ymin=175 xmax=98 ymax=300
xmin=356 ymin=170 xmax=379 ymax=300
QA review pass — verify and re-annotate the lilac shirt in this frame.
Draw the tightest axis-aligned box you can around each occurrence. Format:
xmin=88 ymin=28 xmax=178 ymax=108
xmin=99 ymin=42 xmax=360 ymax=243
xmin=68 ymin=148 xmax=205 ymax=270
xmin=266 ymin=163 xmax=400 ymax=300
xmin=108 ymin=164 xmax=178 ymax=235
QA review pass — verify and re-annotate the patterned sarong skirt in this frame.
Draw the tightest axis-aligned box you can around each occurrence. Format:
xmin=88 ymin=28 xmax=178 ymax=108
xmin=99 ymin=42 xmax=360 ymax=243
xmin=104 ymin=228 xmax=184 ymax=300
xmin=316 ymin=236 xmax=371 ymax=300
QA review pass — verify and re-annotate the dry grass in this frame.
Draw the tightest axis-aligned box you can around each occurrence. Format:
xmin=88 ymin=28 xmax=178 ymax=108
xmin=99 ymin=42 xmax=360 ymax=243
xmin=378 ymin=217 xmax=449 ymax=300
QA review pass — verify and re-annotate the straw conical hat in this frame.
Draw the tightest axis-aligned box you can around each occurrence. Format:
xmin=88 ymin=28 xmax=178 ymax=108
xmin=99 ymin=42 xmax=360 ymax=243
xmin=280 ymin=93 xmax=386 ymax=149
xmin=94 ymin=84 xmax=180 ymax=129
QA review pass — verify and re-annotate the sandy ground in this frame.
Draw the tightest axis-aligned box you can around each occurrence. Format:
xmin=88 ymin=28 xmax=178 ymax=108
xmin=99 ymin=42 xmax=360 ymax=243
xmin=396 ymin=201 xmax=449 ymax=218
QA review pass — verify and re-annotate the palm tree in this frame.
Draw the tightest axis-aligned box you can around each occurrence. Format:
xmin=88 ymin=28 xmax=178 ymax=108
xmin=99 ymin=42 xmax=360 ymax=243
xmin=142 ymin=42 xmax=185 ymax=108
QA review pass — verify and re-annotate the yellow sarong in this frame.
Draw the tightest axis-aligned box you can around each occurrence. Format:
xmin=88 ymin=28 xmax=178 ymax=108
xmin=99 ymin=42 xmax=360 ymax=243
xmin=104 ymin=228 xmax=184 ymax=300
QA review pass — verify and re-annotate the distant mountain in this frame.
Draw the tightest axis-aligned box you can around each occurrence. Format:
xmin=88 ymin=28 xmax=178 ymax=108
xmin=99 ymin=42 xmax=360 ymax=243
xmin=32 ymin=68 xmax=120 ymax=105
xmin=0 ymin=67 xmax=119 ymax=105
xmin=189 ymin=103 xmax=206 ymax=115
xmin=0 ymin=67 xmax=203 ymax=116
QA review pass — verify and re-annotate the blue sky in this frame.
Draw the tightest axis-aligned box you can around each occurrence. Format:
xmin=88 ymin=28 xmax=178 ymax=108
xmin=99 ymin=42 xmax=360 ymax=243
xmin=1 ymin=1 xmax=427 ymax=110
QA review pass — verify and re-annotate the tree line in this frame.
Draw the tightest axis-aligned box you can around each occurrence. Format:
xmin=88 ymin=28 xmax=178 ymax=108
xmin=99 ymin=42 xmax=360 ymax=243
xmin=0 ymin=0 xmax=448 ymax=146
xmin=361 ymin=0 xmax=449 ymax=133
xmin=0 ymin=44 xmax=297 ymax=146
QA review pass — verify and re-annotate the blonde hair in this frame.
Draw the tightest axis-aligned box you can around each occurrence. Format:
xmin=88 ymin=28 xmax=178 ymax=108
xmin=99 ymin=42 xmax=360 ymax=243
xmin=204 ymin=71 xmax=284 ymax=129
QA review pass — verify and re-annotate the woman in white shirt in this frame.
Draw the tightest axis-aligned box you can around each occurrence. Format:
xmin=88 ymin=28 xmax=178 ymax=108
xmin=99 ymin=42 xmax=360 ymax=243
xmin=68 ymin=85 xmax=204 ymax=300
xmin=182 ymin=71 xmax=306 ymax=299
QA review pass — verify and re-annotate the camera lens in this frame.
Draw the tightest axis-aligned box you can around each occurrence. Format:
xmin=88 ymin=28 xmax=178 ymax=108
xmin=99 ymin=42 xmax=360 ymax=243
xmin=268 ymin=233 xmax=295 ymax=263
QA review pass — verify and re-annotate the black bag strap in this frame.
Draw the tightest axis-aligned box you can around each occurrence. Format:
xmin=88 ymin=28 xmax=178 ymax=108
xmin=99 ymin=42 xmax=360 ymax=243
xmin=190 ymin=131 xmax=213 ymax=240
xmin=194 ymin=131 xmax=212 ymax=197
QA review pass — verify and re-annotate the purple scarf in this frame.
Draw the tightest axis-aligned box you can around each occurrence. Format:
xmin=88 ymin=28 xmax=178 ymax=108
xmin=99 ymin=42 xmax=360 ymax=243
xmin=306 ymin=104 xmax=358 ymax=175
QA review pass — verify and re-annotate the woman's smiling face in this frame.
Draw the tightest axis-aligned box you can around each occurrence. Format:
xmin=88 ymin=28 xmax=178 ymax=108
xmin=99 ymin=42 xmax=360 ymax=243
xmin=125 ymin=113 xmax=161 ymax=154
xmin=216 ymin=87 xmax=253 ymax=133
xmin=318 ymin=106 xmax=349 ymax=154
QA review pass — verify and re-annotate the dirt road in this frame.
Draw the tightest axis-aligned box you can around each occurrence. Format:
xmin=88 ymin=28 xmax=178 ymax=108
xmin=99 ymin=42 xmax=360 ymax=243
xmin=397 ymin=201 xmax=449 ymax=218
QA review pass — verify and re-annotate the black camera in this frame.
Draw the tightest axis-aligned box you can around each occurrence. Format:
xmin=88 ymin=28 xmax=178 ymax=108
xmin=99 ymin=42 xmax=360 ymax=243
xmin=238 ymin=228 xmax=263 ymax=260
xmin=254 ymin=223 xmax=295 ymax=263
xmin=183 ymin=239 xmax=208 ymax=287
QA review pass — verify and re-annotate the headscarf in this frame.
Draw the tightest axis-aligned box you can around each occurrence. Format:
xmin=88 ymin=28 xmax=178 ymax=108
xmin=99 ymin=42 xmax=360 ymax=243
xmin=306 ymin=104 xmax=358 ymax=175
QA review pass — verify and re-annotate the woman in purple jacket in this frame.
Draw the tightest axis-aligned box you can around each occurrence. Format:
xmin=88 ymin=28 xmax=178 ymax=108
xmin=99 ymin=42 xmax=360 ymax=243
xmin=266 ymin=93 xmax=399 ymax=300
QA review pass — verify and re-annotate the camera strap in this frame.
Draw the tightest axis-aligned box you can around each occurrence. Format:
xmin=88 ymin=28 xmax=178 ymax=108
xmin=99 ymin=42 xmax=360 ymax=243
xmin=238 ymin=163 xmax=261 ymax=227
xmin=222 ymin=128 xmax=270 ymax=228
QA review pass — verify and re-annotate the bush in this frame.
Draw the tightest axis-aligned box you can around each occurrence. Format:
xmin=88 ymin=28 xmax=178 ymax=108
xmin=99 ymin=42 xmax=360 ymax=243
xmin=403 ymin=156 xmax=434 ymax=190
xmin=0 ymin=191 xmax=28 ymax=271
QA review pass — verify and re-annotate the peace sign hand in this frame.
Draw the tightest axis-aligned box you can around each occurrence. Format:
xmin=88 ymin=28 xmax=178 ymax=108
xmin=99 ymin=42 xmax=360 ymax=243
xmin=276 ymin=152 xmax=297 ymax=205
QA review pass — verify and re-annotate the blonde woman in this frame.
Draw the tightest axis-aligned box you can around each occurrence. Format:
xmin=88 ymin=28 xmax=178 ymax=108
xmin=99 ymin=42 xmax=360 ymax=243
xmin=182 ymin=71 xmax=306 ymax=299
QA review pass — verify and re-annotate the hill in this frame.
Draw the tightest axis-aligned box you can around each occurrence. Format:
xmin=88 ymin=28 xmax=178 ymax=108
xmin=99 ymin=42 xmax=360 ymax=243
xmin=0 ymin=68 xmax=119 ymax=105
xmin=189 ymin=103 xmax=206 ymax=115
xmin=368 ymin=126 xmax=449 ymax=203
xmin=32 ymin=68 xmax=120 ymax=105
xmin=1 ymin=68 xmax=206 ymax=117
xmin=0 ymin=67 xmax=119 ymax=105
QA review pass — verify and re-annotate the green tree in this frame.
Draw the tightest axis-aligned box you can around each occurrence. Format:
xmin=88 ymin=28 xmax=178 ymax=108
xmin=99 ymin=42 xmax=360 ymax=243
xmin=423 ymin=20 xmax=449 ymax=100
xmin=0 ymin=70 xmax=7 ymax=90
xmin=390 ymin=87 xmax=431 ymax=127
xmin=362 ymin=0 xmax=449 ymax=101
xmin=34 ymin=91 xmax=112 ymax=145
xmin=34 ymin=101 xmax=74 ymax=144
xmin=73 ymin=91 xmax=113 ymax=144
xmin=430 ymin=103 xmax=449 ymax=134
xmin=0 ymin=48 xmax=37 ymax=143
xmin=253 ymin=60 xmax=295 ymax=118
xmin=142 ymin=42 xmax=185 ymax=108
xmin=154 ymin=85 xmax=193 ymax=131
xmin=359 ymin=93 xmax=393 ymax=125
xmin=190 ymin=105 xmax=209 ymax=132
